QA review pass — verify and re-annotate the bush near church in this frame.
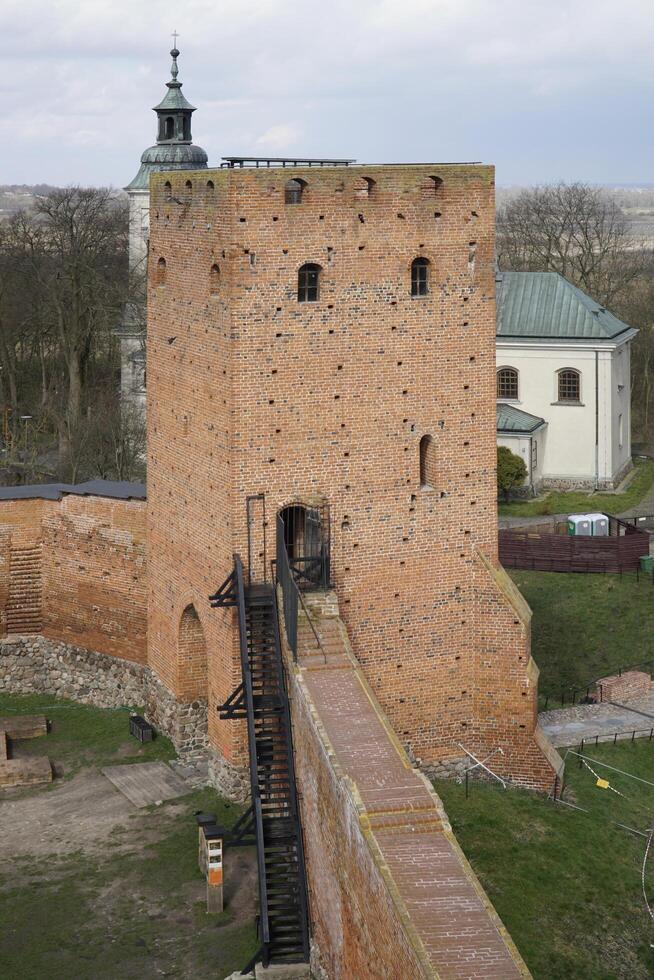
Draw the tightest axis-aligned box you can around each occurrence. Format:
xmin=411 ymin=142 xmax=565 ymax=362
xmin=497 ymin=446 xmax=528 ymax=501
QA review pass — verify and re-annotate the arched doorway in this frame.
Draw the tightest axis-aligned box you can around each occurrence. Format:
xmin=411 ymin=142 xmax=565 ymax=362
xmin=277 ymin=503 xmax=330 ymax=589
xmin=178 ymin=603 xmax=207 ymax=700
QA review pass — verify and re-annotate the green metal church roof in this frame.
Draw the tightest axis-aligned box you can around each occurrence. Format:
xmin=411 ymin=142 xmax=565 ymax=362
xmin=496 ymin=271 xmax=634 ymax=341
xmin=496 ymin=403 xmax=546 ymax=434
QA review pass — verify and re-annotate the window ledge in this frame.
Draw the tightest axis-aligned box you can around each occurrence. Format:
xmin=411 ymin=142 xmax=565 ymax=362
xmin=550 ymin=401 xmax=585 ymax=407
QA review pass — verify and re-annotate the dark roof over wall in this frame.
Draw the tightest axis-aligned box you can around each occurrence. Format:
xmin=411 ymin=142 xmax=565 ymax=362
xmin=496 ymin=271 xmax=635 ymax=341
xmin=497 ymin=403 xmax=546 ymax=434
xmin=0 ymin=480 xmax=146 ymax=502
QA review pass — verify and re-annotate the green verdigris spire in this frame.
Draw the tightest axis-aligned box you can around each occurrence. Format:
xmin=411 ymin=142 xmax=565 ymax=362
xmin=125 ymin=40 xmax=208 ymax=191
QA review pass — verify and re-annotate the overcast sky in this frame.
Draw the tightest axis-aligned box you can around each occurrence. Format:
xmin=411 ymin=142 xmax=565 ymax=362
xmin=3 ymin=0 xmax=653 ymax=188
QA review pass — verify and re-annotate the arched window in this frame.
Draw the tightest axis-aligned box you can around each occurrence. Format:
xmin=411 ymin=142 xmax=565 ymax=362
xmin=164 ymin=180 xmax=172 ymax=197
xmin=355 ymin=176 xmax=376 ymax=199
xmin=423 ymin=175 xmax=444 ymax=198
xmin=285 ymin=178 xmax=307 ymax=205
xmin=210 ymin=263 xmax=220 ymax=295
xmin=278 ymin=503 xmax=330 ymax=589
xmin=206 ymin=179 xmax=215 ymax=192
xmin=558 ymin=369 xmax=581 ymax=403
xmin=185 ymin=179 xmax=192 ymax=194
xmin=155 ymin=256 xmax=166 ymax=286
xmin=411 ymin=257 xmax=430 ymax=297
xmin=497 ymin=367 xmax=519 ymax=400
xmin=182 ymin=117 xmax=191 ymax=140
xmin=178 ymin=604 xmax=207 ymax=700
xmin=164 ymin=116 xmax=175 ymax=140
xmin=298 ymin=263 xmax=321 ymax=302
xmin=419 ymin=435 xmax=436 ymax=488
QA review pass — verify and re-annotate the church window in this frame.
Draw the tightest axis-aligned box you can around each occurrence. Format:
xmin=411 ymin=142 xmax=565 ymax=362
xmin=298 ymin=263 xmax=321 ymax=302
xmin=497 ymin=367 xmax=519 ymax=400
xmin=411 ymin=257 xmax=430 ymax=297
xmin=285 ymin=178 xmax=307 ymax=205
xmin=558 ymin=369 xmax=581 ymax=403
xmin=164 ymin=116 xmax=175 ymax=140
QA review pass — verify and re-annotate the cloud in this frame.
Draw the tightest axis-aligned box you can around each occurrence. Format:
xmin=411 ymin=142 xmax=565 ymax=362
xmin=2 ymin=0 xmax=654 ymax=185
xmin=255 ymin=124 xmax=300 ymax=151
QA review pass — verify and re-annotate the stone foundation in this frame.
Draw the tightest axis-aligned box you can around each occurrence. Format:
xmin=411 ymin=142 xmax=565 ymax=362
xmin=0 ymin=635 xmax=247 ymax=801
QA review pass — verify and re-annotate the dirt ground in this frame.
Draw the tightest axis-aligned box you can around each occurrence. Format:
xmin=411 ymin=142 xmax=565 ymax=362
xmin=0 ymin=698 xmax=258 ymax=980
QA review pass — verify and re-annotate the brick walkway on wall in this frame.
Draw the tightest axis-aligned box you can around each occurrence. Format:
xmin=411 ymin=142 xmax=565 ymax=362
xmin=297 ymin=608 xmax=530 ymax=979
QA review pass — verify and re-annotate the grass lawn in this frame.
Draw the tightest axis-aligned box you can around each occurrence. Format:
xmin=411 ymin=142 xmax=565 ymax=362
xmin=435 ymin=740 xmax=654 ymax=980
xmin=0 ymin=692 xmax=177 ymax=777
xmin=508 ymin=569 xmax=654 ymax=703
xmin=499 ymin=457 xmax=654 ymax=518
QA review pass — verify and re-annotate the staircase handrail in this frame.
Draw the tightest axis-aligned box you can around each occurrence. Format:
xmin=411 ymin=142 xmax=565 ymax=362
xmin=233 ymin=554 xmax=271 ymax=951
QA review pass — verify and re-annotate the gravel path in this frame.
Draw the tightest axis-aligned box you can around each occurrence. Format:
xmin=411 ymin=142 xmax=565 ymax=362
xmin=539 ymin=693 xmax=654 ymax=748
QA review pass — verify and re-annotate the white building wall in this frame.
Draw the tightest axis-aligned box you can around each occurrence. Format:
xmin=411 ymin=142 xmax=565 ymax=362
xmin=609 ymin=343 xmax=632 ymax=480
xmin=497 ymin=429 xmax=546 ymax=490
xmin=496 ymin=340 xmax=632 ymax=488
xmin=128 ymin=189 xmax=150 ymax=275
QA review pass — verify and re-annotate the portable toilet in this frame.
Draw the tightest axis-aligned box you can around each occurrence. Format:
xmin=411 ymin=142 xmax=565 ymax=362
xmin=587 ymin=513 xmax=609 ymax=537
xmin=568 ymin=514 xmax=592 ymax=536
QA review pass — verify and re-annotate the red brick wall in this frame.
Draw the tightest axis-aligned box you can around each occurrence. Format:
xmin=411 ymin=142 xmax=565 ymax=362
xmin=177 ymin=604 xmax=208 ymax=700
xmin=0 ymin=495 xmax=147 ymax=663
xmin=146 ymin=163 xmax=552 ymax=781
xmin=595 ymin=670 xmax=652 ymax=703
xmin=288 ymin=663 xmax=432 ymax=979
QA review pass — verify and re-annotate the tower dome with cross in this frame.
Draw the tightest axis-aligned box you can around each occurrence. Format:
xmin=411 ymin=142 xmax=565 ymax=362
xmin=117 ymin=39 xmax=208 ymax=417
xmin=127 ymin=38 xmax=208 ymax=197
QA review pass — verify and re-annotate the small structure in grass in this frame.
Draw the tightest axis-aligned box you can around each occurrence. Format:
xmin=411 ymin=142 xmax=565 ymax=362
xmin=0 ymin=715 xmax=52 ymax=788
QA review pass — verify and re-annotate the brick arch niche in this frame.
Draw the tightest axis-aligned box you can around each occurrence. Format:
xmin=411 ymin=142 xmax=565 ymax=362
xmin=177 ymin=603 xmax=207 ymax=700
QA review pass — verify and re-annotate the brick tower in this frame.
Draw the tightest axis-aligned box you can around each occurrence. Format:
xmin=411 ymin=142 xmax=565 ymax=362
xmin=146 ymin=160 xmax=558 ymax=790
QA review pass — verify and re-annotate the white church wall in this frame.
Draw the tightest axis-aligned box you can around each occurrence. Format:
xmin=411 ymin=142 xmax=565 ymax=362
xmin=496 ymin=341 xmax=631 ymax=488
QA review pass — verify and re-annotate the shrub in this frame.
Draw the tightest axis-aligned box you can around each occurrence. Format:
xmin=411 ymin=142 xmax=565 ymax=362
xmin=497 ymin=446 xmax=528 ymax=501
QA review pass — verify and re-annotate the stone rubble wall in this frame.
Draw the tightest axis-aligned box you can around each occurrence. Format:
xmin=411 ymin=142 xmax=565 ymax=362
xmin=0 ymin=634 xmax=248 ymax=801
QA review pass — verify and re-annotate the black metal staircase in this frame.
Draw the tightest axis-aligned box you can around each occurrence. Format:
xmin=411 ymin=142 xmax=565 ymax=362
xmin=210 ymin=555 xmax=310 ymax=971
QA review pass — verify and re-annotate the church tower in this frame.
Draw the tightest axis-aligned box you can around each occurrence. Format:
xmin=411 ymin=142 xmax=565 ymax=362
xmin=118 ymin=43 xmax=208 ymax=410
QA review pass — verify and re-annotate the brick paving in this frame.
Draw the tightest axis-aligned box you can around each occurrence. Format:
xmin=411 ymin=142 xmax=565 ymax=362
xmin=301 ymin=650 xmax=527 ymax=978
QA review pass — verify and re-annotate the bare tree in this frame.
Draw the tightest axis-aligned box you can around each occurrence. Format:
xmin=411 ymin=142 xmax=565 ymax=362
xmin=497 ymin=182 xmax=645 ymax=307
xmin=5 ymin=187 xmax=129 ymax=470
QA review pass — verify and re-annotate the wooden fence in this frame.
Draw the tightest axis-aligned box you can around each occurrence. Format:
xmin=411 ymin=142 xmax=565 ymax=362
xmin=499 ymin=517 xmax=649 ymax=573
